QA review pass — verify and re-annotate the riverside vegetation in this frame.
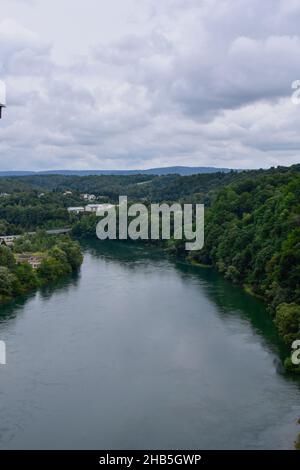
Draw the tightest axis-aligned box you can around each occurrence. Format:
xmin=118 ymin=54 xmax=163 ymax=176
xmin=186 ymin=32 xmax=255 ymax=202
xmin=0 ymin=232 xmax=83 ymax=304
xmin=0 ymin=164 xmax=299 ymax=373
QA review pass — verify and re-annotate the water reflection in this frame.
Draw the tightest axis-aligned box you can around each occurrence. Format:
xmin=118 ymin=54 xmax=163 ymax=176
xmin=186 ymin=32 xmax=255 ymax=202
xmin=82 ymin=240 xmax=288 ymax=361
xmin=0 ymin=271 xmax=80 ymax=327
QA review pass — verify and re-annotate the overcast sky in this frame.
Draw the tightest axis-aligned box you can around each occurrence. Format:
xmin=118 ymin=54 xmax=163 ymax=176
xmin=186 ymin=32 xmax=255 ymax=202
xmin=0 ymin=0 xmax=300 ymax=171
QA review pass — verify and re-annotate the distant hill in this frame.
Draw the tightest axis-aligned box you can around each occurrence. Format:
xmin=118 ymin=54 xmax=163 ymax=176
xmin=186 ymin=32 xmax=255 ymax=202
xmin=0 ymin=171 xmax=34 ymax=177
xmin=0 ymin=166 xmax=233 ymax=177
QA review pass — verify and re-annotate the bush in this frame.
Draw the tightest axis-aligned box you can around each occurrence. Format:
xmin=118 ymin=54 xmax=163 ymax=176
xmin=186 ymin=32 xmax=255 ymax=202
xmin=275 ymin=303 xmax=300 ymax=345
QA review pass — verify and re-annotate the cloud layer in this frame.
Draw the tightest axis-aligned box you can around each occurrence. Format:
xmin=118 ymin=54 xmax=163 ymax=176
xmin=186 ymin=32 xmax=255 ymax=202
xmin=1 ymin=0 xmax=300 ymax=170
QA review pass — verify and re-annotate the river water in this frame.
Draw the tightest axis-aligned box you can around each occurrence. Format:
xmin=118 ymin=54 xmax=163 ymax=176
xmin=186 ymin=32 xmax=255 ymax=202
xmin=0 ymin=241 xmax=299 ymax=449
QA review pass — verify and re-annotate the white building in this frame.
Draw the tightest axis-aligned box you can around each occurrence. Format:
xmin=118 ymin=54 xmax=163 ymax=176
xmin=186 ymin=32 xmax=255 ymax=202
xmin=85 ymin=204 xmax=115 ymax=213
xmin=15 ymin=254 xmax=44 ymax=269
xmin=82 ymin=194 xmax=97 ymax=201
xmin=67 ymin=204 xmax=115 ymax=215
xmin=0 ymin=235 xmax=21 ymax=246
xmin=67 ymin=207 xmax=85 ymax=214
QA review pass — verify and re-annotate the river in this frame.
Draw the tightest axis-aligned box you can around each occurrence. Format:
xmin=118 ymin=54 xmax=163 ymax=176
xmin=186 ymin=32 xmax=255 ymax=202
xmin=0 ymin=240 xmax=299 ymax=449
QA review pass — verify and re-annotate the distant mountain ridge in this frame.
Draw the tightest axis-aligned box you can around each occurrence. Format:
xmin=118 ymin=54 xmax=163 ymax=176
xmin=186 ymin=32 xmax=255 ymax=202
xmin=0 ymin=166 xmax=233 ymax=177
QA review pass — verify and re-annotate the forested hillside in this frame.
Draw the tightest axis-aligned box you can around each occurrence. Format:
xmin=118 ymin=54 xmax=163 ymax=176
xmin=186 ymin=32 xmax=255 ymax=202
xmin=171 ymin=166 xmax=300 ymax=372
xmin=0 ymin=169 xmax=246 ymax=201
xmin=0 ymin=165 xmax=298 ymax=202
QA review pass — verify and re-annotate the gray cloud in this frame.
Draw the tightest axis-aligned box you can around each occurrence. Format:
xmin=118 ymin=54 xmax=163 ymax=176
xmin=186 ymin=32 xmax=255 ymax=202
xmin=0 ymin=0 xmax=300 ymax=170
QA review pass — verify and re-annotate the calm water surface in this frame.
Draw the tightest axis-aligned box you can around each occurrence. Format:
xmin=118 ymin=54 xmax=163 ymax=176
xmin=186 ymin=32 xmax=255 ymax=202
xmin=0 ymin=241 xmax=299 ymax=449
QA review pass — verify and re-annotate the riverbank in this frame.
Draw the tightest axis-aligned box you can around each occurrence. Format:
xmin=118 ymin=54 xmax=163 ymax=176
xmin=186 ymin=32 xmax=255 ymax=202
xmin=182 ymin=252 xmax=300 ymax=376
xmin=0 ymin=232 xmax=83 ymax=306
xmin=186 ymin=257 xmax=269 ymax=301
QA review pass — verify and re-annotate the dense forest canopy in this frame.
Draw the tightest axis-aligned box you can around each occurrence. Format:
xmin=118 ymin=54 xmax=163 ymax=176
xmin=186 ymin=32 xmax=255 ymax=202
xmin=0 ymin=164 xmax=299 ymax=200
